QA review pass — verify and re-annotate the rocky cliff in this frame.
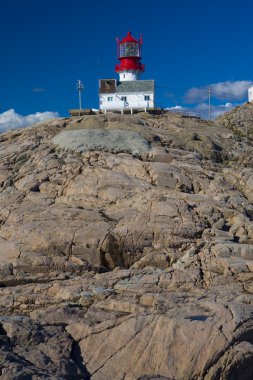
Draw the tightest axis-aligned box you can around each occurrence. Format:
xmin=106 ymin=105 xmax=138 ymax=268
xmin=0 ymin=109 xmax=253 ymax=379
xmin=216 ymin=101 xmax=253 ymax=139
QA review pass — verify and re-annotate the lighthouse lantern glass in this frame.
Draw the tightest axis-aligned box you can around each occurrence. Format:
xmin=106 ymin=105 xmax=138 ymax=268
xmin=120 ymin=42 xmax=140 ymax=58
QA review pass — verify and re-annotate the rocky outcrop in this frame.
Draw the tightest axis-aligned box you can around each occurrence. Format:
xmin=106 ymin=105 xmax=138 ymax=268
xmin=216 ymin=102 xmax=253 ymax=139
xmin=0 ymin=110 xmax=253 ymax=379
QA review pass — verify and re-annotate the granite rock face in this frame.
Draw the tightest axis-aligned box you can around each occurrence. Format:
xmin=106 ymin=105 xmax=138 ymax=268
xmin=216 ymin=102 xmax=253 ymax=139
xmin=0 ymin=110 xmax=253 ymax=379
xmin=52 ymin=128 xmax=150 ymax=156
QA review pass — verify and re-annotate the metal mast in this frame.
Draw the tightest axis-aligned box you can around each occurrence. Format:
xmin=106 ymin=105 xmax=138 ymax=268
xmin=208 ymin=87 xmax=211 ymax=121
xmin=76 ymin=80 xmax=84 ymax=115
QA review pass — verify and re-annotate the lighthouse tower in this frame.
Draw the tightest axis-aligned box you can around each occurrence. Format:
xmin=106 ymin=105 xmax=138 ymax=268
xmin=115 ymin=32 xmax=144 ymax=81
xmin=99 ymin=31 xmax=155 ymax=114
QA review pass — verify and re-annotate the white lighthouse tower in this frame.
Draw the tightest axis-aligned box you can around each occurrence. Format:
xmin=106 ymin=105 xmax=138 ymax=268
xmin=99 ymin=31 xmax=155 ymax=114
xmin=248 ymin=86 xmax=253 ymax=103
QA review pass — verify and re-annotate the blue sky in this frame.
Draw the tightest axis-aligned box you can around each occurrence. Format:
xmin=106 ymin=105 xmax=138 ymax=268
xmin=0 ymin=0 xmax=253 ymax=125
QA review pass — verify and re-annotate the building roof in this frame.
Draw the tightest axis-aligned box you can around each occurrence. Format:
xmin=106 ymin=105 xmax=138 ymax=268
xmin=116 ymin=80 xmax=154 ymax=93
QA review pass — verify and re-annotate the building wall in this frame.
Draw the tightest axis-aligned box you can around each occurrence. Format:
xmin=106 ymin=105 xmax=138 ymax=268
xmin=249 ymin=87 xmax=253 ymax=103
xmin=99 ymin=91 xmax=154 ymax=111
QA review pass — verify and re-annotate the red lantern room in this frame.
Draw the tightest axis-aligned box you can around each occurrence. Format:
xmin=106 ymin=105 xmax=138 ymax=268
xmin=115 ymin=31 xmax=145 ymax=81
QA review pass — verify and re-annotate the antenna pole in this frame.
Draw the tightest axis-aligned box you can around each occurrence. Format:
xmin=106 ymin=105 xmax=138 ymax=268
xmin=208 ymin=87 xmax=211 ymax=120
xmin=79 ymin=89 xmax=82 ymax=110
xmin=76 ymin=80 xmax=84 ymax=116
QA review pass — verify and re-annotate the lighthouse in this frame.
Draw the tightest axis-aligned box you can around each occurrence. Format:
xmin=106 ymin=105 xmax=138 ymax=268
xmin=99 ymin=31 xmax=155 ymax=114
xmin=115 ymin=31 xmax=144 ymax=81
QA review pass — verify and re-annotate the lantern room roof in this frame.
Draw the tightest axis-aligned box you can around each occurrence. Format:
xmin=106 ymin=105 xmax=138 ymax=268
xmin=120 ymin=31 xmax=138 ymax=44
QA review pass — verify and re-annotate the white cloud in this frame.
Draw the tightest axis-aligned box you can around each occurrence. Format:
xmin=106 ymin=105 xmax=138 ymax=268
xmin=194 ymin=102 xmax=234 ymax=119
xmin=185 ymin=80 xmax=253 ymax=103
xmin=166 ymin=80 xmax=250 ymax=119
xmin=169 ymin=105 xmax=183 ymax=110
xmin=0 ymin=109 xmax=59 ymax=133
xmin=167 ymin=102 xmax=236 ymax=120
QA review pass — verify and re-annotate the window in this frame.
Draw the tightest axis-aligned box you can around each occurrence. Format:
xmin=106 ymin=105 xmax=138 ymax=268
xmin=121 ymin=96 xmax=127 ymax=101
xmin=144 ymin=95 xmax=150 ymax=101
xmin=120 ymin=43 xmax=140 ymax=57
xmin=107 ymin=97 xmax=113 ymax=101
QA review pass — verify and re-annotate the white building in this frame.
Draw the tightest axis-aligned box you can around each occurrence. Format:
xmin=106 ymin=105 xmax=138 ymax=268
xmin=248 ymin=86 xmax=253 ymax=103
xmin=99 ymin=31 xmax=155 ymax=114
xmin=99 ymin=79 xmax=155 ymax=114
